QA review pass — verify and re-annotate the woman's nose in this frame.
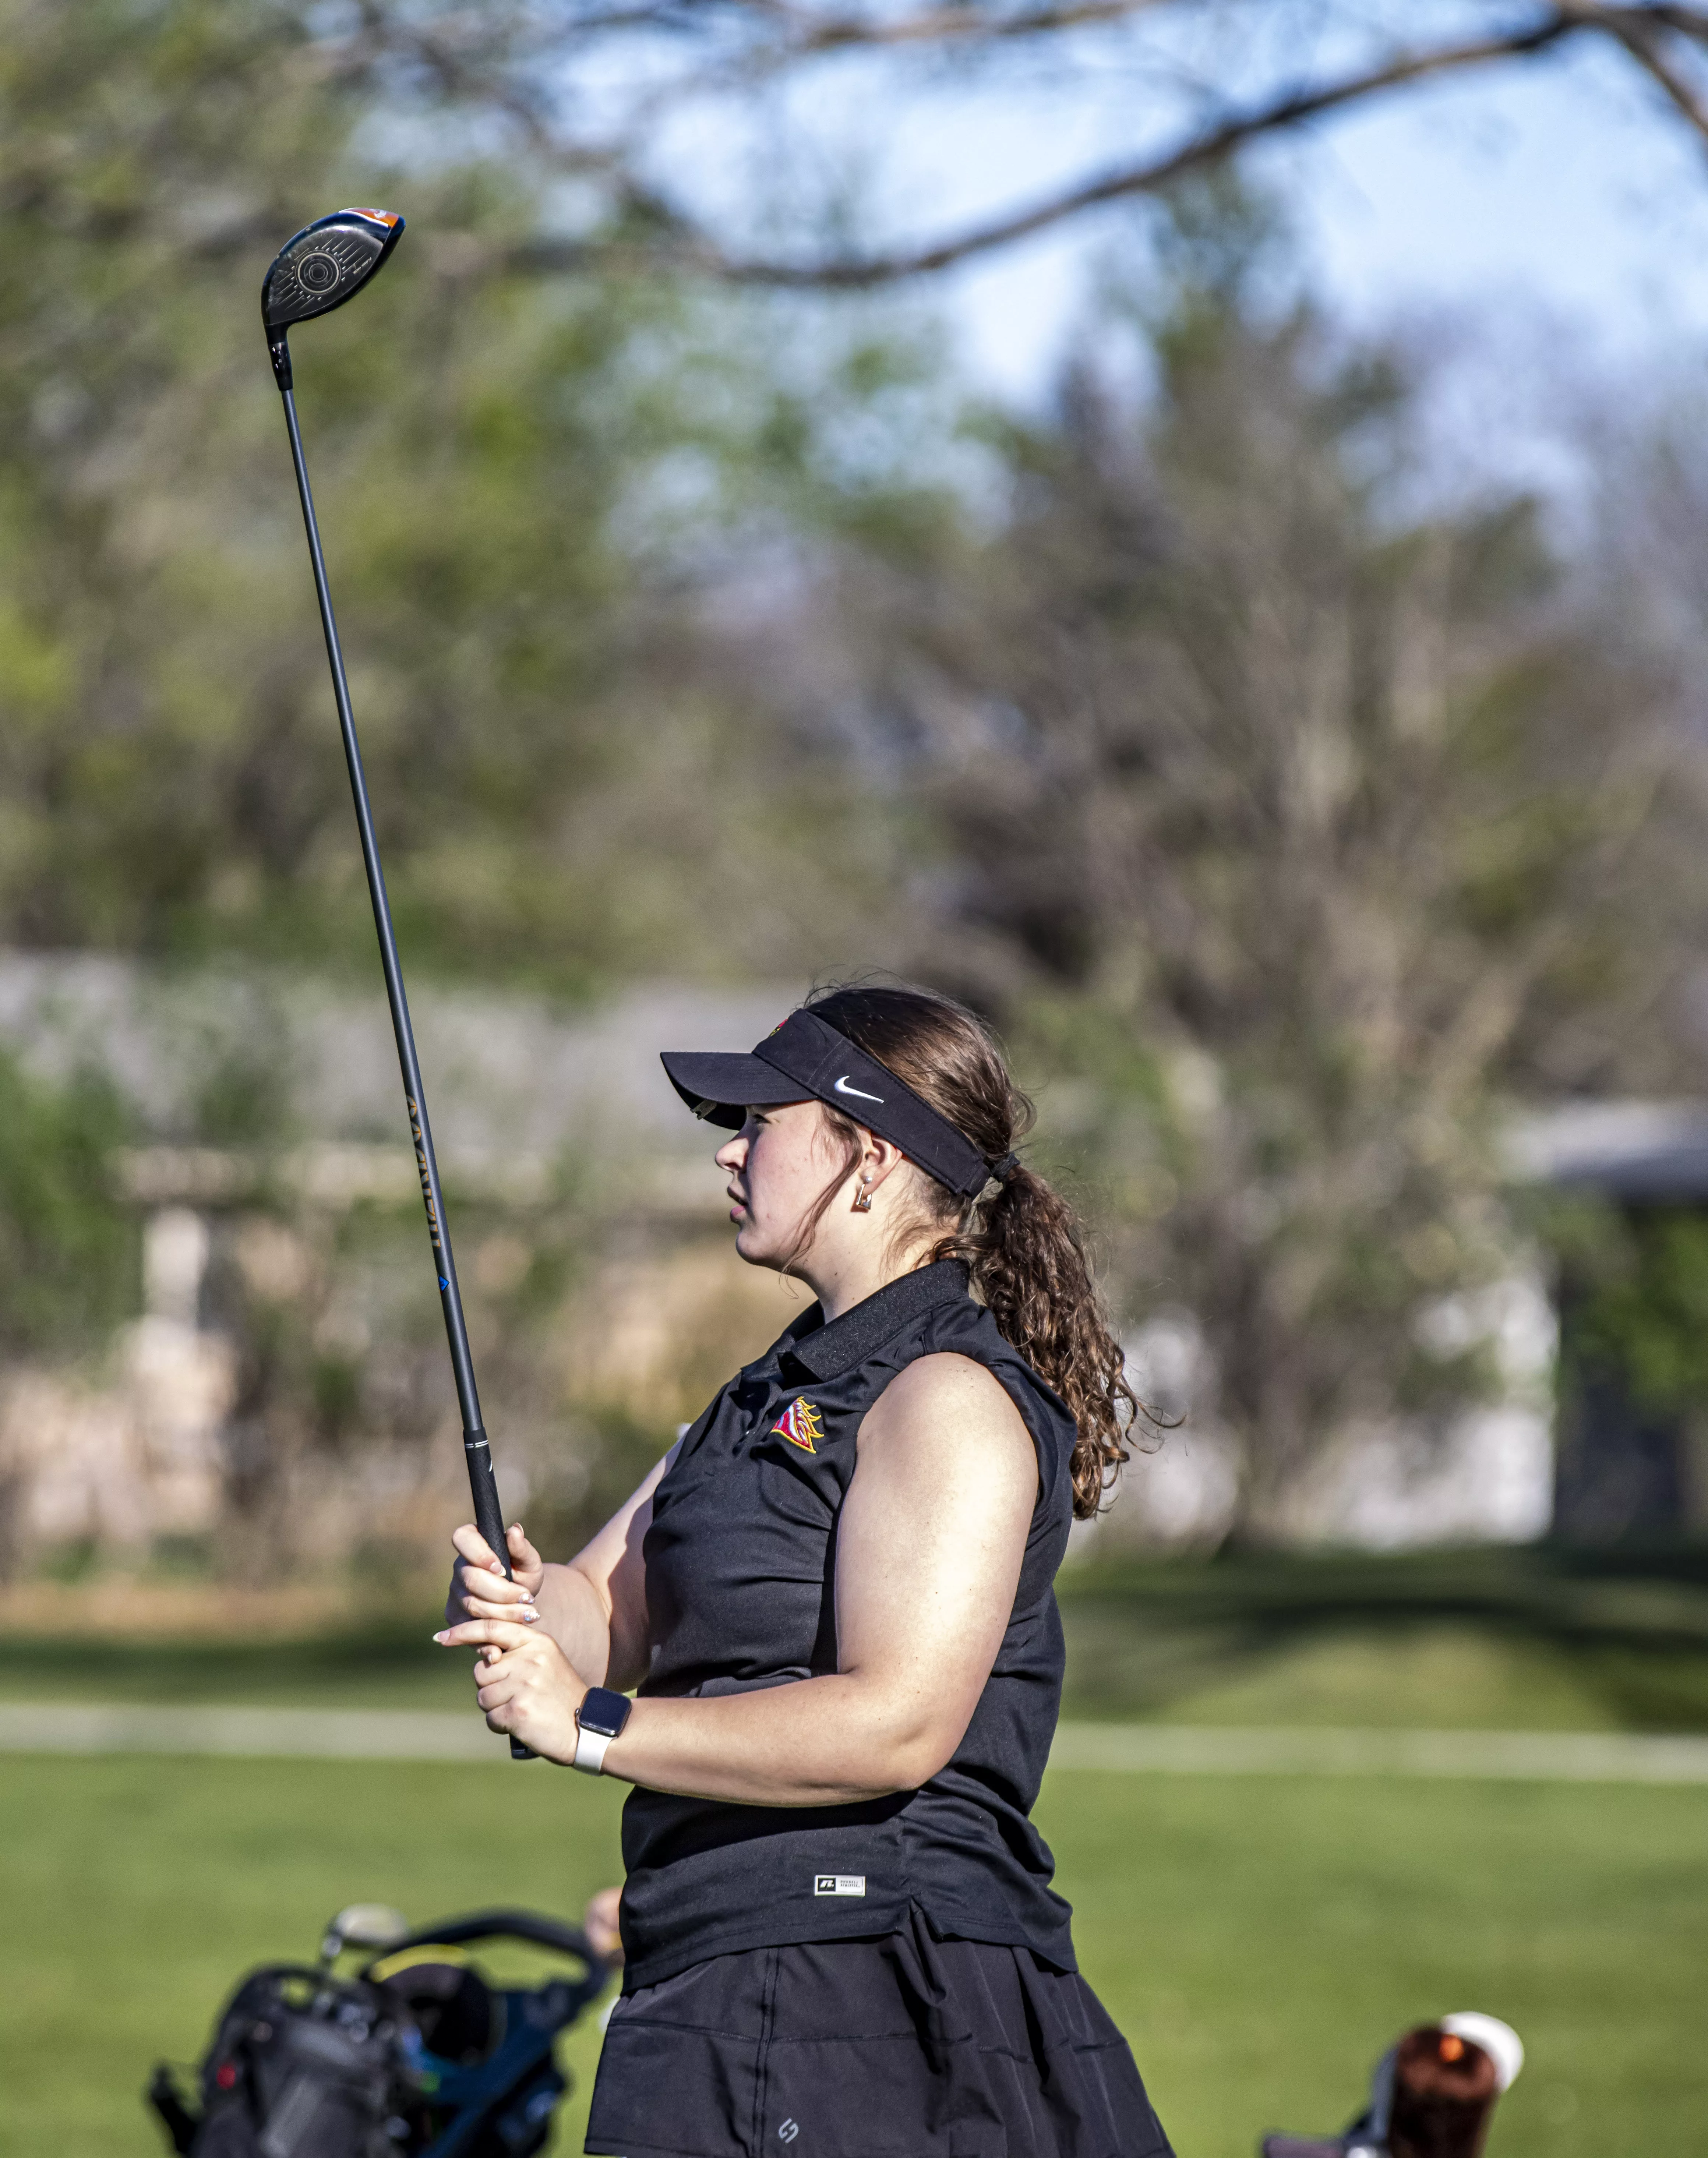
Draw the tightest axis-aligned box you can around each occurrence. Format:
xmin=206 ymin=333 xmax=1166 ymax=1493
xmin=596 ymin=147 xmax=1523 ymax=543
xmin=715 ymin=1133 xmax=747 ymax=1171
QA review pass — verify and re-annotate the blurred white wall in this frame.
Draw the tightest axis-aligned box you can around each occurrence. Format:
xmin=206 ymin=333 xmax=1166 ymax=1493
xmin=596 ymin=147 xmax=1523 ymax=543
xmin=1087 ymin=1276 xmax=1557 ymax=1554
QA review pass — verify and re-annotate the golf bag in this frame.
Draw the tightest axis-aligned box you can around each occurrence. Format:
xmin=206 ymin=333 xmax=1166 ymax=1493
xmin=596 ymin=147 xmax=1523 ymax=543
xmin=1261 ymin=2014 xmax=1524 ymax=2158
xmin=148 ymin=1909 xmax=606 ymax=2158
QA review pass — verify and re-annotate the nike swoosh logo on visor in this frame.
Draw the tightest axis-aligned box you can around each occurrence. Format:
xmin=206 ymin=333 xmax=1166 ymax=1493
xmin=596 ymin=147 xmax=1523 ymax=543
xmin=833 ymin=1075 xmax=885 ymax=1103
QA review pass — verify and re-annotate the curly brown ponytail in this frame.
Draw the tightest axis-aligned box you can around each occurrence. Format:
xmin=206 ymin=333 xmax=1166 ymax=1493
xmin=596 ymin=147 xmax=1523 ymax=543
xmin=806 ymin=983 xmax=1139 ymax=1518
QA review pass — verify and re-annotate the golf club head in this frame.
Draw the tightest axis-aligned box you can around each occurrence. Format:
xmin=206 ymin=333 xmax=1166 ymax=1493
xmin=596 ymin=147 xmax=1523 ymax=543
xmin=262 ymin=208 xmax=404 ymax=388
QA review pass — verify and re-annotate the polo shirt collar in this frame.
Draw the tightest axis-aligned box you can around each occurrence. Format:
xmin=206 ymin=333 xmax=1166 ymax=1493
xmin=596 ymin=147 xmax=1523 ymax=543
xmin=781 ymin=1260 xmax=971 ymax=1380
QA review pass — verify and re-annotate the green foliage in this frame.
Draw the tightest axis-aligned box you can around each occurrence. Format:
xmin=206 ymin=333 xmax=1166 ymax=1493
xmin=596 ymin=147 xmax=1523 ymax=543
xmin=0 ymin=1049 xmax=135 ymax=1356
xmin=310 ymin=1350 xmax=362 ymax=1445
xmin=0 ymin=0 xmax=921 ymax=988
xmin=837 ymin=187 xmax=1708 ymax=1528
xmin=1554 ymin=1201 xmax=1708 ymax=1418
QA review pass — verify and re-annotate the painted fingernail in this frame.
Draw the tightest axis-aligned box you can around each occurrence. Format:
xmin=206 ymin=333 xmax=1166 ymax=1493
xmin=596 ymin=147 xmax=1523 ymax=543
xmin=519 ymin=1608 xmax=540 ymax=1623
xmin=432 ymin=1630 xmax=449 ymax=1644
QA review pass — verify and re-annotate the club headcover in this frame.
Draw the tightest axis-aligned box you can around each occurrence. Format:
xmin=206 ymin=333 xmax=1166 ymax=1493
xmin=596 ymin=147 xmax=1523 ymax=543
xmin=1260 ymin=2013 xmax=1522 ymax=2158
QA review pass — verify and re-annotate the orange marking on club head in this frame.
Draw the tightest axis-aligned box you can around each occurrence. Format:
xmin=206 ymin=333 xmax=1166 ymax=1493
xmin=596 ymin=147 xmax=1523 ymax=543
xmin=1440 ymin=2035 xmax=1465 ymax=2062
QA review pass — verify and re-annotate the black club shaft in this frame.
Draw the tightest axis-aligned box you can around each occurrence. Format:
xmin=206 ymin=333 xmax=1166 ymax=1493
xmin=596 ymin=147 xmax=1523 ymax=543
xmin=277 ymin=385 xmax=532 ymax=1762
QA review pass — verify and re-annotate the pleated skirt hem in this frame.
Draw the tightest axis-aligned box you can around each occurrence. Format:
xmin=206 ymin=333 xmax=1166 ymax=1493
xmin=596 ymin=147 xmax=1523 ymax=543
xmin=585 ymin=1905 xmax=1174 ymax=2158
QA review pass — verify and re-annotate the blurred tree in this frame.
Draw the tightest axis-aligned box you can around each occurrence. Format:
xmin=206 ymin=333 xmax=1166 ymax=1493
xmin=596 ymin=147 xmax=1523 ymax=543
xmin=0 ymin=0 xmax=920 ymax=984
xmin=0 ymin=1050 xmax=135 ymax=1357
xmin=1563 ymin=1206 xmax=1708 ymax=1420
xmin=1545 ymin=1195 xmax=1708 ymax=1537
xmin=10 ymin=0 xmax=1708 ymax=1564
xmin=833 ymin=197 xmax=1708 ymax=1534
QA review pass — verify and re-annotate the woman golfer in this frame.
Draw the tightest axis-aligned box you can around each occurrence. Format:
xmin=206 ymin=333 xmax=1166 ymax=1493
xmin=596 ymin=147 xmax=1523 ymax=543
xmin=438 ymin=984 xmax=1174 ymax=2158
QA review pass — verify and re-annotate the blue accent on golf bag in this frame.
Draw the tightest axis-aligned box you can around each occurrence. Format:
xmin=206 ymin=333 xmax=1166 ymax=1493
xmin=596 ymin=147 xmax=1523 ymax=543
xmin=147 ymin=1909 xmax=606 ymax=2158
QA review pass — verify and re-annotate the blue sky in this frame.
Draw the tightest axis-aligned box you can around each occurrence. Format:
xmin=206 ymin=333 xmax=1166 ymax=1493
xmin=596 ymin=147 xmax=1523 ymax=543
xmin=929 ymin=38 xmax=1708 ymax=404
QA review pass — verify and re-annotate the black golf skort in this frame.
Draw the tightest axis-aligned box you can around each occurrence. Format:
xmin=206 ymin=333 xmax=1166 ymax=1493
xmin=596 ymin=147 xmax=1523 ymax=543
xmin=583 ymin=1903 xmax=1174 ymax=2158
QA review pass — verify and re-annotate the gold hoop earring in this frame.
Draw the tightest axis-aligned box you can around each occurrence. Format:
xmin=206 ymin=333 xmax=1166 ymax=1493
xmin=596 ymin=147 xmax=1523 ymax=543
xmin=852 ymin=1176 xmax=874 ymax=1214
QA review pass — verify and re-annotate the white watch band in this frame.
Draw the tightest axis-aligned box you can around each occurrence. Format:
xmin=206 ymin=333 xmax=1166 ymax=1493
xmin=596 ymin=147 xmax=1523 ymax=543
xmin=571 ymin=1718 xmax=615 ymax=1775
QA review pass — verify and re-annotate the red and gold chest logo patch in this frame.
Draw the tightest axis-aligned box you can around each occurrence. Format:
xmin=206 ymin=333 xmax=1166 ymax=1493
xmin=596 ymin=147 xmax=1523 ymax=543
xmin=771 ymin=1398 xmax=825 ymax=1454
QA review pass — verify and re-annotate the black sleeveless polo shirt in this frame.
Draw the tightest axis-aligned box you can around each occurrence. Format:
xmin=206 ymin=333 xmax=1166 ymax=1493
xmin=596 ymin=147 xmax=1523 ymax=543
xmin=616 ymin=1260 xmax=1080 ymax=1992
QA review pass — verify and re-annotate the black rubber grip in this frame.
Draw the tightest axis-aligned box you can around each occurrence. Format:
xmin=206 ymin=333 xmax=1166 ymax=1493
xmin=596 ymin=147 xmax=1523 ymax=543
xmin=466 ymin=1431 xmax=535 ymax=1762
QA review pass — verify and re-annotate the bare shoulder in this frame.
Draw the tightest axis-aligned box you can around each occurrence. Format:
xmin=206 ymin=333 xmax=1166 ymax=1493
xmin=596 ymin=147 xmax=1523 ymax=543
xmin=871 ymin=1351 xmax=1022 ymax=1424
xmin=860 ymin=1353 xmax=1036 ymax=1492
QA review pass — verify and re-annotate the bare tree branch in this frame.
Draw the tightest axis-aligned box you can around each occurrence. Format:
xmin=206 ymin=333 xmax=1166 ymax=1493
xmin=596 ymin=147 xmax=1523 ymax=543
xmin=513 ymin=15 xmax=1582 ymax=285
xmin=1614 ymin=1 xmax=1708 ymax=42
xmin=1560 ymin=1 xmax=1708 ymax=144
xmin=769 ymin=0 xmax=1176 ymax=55
xmin=334 ymin=1 xmax=1708 ymax=287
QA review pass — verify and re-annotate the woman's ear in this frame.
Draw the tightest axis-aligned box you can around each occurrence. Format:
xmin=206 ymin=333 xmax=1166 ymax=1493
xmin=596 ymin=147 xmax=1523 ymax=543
xmin=857 ymin=1133 xmax=909 ymax=1198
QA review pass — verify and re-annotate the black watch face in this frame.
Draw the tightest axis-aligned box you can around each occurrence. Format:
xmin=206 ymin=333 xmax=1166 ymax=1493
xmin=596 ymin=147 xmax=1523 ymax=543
xmin=581 ymin=1688 xmax=629 ymax=1738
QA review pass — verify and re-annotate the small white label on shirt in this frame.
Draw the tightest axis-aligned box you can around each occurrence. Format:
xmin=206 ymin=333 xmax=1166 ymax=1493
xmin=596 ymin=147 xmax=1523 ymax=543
xmin=814 ymin=1873 xmax=866 ymax=1897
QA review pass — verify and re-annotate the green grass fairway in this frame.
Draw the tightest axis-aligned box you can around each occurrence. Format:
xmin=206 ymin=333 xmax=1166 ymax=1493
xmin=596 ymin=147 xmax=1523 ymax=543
xmin=1054 ymin=1770 xmax=1706 ymax=2157
xmin=1058 ymin=1546 xmax=1708 ymax=1731
xmin=0 ymin=1754 xmax=1701 ymax=2158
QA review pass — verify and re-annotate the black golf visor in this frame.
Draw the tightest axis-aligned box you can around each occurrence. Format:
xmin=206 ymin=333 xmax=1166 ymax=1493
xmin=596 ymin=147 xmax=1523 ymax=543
xmin=661 ymin=1008 xmax=996 ymax=1199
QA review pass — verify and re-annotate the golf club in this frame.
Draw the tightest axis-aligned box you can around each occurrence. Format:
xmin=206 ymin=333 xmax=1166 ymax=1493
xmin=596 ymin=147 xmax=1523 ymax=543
xmin=261 ymin=209 xmax=531 ymax=1759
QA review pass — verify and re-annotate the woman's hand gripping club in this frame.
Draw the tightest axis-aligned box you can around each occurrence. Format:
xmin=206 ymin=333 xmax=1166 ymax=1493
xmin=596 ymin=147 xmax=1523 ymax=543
xmin=445 ymin=1520 xmax=545 ymax=1630
xmin=438 ymin=1522 xmax=592 ymax=1764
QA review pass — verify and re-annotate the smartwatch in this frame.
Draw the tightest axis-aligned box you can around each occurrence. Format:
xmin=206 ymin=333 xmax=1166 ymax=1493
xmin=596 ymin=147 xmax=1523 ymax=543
xmin=572 ymin=1686 xmax=632 ymax=1775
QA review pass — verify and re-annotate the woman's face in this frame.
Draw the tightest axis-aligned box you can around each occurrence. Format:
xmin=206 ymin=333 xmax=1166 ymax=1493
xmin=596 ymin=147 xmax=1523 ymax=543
xmin=715 ymin=1101 xmax=853 ymax=1271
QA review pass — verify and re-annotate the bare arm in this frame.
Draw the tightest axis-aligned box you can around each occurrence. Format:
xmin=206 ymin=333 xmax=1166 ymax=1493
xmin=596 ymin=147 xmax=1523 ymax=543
xmin=448 ymin=1439 xmax=675 ymax=1692
xmin=441 ymin=1355 xmax=1038 ymax=1801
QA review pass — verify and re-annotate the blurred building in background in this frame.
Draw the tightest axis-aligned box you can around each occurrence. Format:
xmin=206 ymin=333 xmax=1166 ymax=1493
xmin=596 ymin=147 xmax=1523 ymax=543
xmin=0 ymin=958 xmax=792 ymax=1577
xmin=5 ymin=952 xmax=1702 ymax=1576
